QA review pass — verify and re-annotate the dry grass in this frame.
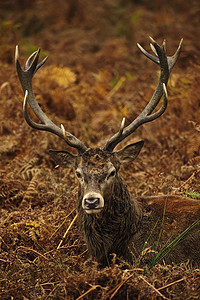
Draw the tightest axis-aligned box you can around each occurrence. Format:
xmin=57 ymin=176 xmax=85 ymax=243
xmin=0 ymin=0 xmax=200 ymax=298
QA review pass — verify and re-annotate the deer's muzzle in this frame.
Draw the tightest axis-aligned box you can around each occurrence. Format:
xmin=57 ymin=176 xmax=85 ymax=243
xmin=82 ymin=192 xmax=104 ymax=214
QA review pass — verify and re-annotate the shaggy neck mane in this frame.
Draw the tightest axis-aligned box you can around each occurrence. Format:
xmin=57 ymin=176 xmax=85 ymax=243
xmin=77 ymin=173 xmax=142 ymax=264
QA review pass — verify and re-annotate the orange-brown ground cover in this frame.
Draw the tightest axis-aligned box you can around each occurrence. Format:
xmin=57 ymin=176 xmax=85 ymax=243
xmin=0 ymin=1 xmax=200 ymax=299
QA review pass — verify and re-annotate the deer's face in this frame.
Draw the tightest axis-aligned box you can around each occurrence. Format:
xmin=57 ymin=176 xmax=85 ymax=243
xmin=76 ymin=149 xmax=118 ymax=214
xmin=49 ymin=141 xmax=144 ymax=214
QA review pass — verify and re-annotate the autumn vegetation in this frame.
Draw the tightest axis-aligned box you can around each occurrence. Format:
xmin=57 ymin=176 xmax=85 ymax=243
xmin=0 ymin=0 xmax=200 ymax=299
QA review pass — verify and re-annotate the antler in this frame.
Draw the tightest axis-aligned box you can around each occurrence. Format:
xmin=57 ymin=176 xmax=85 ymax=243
xmin=15 ymin=46 xmax=88 ymax=154
xmin=103 ymin=37 xmax=183 ymax=152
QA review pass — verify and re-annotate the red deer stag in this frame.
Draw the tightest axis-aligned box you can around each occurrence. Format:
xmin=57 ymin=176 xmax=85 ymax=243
xmin=16 ymin=38 xmax=200 ymax=267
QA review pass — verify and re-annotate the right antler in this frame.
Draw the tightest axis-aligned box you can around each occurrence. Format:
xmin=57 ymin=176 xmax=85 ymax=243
xmin=15 ymin=46 xmax=88 ymax=154
xmin=103 ymin=37 xmax=183 ymax=152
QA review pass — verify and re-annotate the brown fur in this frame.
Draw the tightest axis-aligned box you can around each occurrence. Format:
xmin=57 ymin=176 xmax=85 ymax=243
xmin=135 ymin=195 xmax=200 ymax=265
xmin=78 ymin=170 xmax=142 ymax=266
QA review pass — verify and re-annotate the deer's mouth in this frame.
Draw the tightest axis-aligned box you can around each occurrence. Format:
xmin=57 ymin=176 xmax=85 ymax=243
xmin=84 ymin=208 xmax=103 ymax=214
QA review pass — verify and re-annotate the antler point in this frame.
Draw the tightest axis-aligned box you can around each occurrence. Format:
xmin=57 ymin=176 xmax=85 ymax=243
xmin=23 ymin=90 xmax=28 ymax=110
xmin=149 ymin=36 xmax=155 ymax=44
xmin=137 ymin=43 xmax=145 ymax=54
xmin=150 ymin=43 xmax=157 ymax=56
xmin=61 ymin=124 xmax=66 ymax=139
xmin=15 ymin=45 xmax=19 ymax=63
xmin=162 ymin=83 xmax=168 ymax=97
xmin=179 ymin=38 xmax=183 ymax=48
xmin=121 ymin=117 xmax=125 ymax=129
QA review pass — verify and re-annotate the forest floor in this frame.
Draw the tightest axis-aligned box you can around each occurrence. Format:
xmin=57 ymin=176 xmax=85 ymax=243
xmin=0 ymin=0 xmax=200 ymax=299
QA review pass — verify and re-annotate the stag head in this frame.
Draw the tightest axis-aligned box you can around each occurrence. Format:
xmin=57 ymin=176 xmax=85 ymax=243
xmin=49 ymin=142 xmax=144 ymax=213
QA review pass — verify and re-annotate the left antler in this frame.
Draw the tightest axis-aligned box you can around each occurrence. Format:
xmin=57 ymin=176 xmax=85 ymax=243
xmin=103 ymin=37 xmax=183 ymax=152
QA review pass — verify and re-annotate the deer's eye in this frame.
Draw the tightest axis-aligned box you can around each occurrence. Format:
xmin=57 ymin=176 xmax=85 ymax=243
xmin=76 ymin=171 xmax=82 ymax=179
xmin=107 ymin=170 xmax=116 ymax=180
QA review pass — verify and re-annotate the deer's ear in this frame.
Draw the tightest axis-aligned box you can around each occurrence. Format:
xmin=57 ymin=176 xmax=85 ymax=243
xmin=49 ymin=150 xmax=78 ymax=169
xmin=115 ymin=140 xmax=144 ymax=164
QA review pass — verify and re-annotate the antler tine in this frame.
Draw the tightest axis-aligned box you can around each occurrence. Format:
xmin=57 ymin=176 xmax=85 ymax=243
xmin=25 ymin=49 xmax=48 ymax=74
xmin=168 ymin=38 xmax=183 ymax=70
xmin=103 ymin=37 xmax=182 ymax=152
xmin=16 ymin=46 xmax=88 ymax=154
xmin=25 ymin=50 xmax=39 ymax=70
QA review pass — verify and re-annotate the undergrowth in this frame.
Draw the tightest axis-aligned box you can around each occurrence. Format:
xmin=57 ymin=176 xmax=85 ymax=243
xmin=1 ymin=0 xmax=200 ymax=299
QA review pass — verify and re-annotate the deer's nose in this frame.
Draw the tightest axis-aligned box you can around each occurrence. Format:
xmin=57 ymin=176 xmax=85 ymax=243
xmin=84 ymin=198 xmax=100 ymax=210
xmin=82 ymin=192 xmax=104 ymax=213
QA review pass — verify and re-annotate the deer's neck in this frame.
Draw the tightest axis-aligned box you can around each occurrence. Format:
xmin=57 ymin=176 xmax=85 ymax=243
xmin=77 ymin=175 xmax=143 ymax=264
